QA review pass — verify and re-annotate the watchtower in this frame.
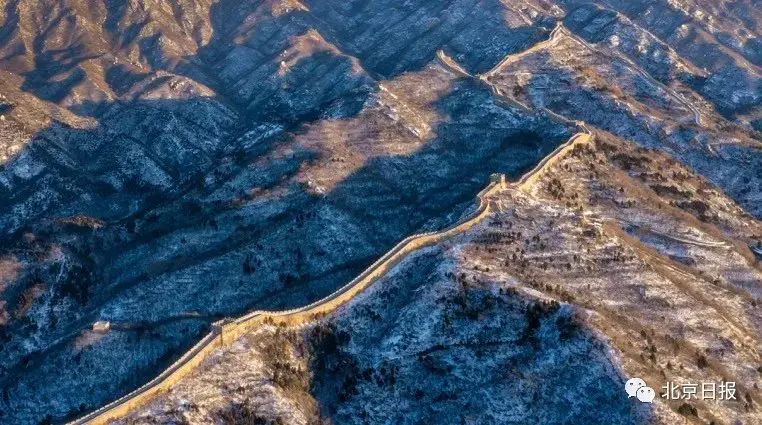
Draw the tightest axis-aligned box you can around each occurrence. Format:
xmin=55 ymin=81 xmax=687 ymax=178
xmin=490 ymin=173 xmax=507 ymax=187
xmin=92 ymin=321 xmax=111 ymax=333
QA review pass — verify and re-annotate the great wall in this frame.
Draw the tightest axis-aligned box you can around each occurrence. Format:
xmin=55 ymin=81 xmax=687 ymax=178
xmin=70 ymin=130 xmax=593 ymax=425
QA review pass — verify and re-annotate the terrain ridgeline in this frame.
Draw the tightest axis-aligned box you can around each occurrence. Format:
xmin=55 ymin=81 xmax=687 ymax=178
xmin=70 ymin=129 xmax=593 ymax=425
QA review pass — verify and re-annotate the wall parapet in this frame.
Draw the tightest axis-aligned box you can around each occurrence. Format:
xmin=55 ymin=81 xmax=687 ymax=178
xmin=70 ymin=130 xmax=591 ymax=425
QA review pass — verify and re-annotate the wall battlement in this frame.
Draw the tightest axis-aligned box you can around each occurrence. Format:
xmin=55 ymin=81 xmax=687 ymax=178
xmin=70 ymin=130 xmax=592 ymax=425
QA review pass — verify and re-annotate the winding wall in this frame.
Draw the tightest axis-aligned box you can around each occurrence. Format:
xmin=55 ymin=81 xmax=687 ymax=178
xmin=70 ymin=130 xmax=592 ymax=425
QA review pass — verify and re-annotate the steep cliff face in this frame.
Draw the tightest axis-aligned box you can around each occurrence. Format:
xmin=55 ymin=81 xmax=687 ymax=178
xmin=0 ymin=0 xmax=760 ymax=424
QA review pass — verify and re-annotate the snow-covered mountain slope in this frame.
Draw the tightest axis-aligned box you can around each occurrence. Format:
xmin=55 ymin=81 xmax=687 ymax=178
xmin=0 ymin=0 xmax=760 ymax=423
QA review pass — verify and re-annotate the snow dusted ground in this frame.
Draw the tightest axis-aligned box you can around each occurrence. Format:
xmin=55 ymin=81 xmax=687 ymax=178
xmin=117 ymin=131 xmax=762 ymax=424
xmin=456 ymin=132 xmax=762 ymax=424
xmin=119 ymin=245 xmax=653 ymax=425
xmin=1 ymin=1 xmax=761 ymax=422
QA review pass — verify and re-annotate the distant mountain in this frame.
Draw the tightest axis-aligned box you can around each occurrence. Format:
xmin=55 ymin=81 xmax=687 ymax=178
xmin=0 ymin=0 xmax=760 ymax=424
